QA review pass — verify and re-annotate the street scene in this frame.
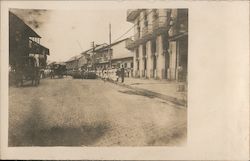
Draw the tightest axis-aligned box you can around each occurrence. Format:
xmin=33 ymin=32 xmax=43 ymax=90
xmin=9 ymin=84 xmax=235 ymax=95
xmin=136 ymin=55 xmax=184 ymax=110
xmin=9 ymin=9 xmax=188 ymax=146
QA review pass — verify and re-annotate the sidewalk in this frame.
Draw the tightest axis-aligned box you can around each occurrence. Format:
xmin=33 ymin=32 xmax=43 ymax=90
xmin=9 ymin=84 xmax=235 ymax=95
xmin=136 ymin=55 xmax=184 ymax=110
xmin=109 ymin=77 xmax=187 ymax=107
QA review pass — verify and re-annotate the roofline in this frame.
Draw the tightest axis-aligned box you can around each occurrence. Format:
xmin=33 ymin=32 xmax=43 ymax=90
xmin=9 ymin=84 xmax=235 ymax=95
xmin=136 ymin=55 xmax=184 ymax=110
xmin=9 ymin=11 xmax=41 ymax=38
xmin=65 ymin=55 xmax=83 ymax=63
xmin=111 ymin=56 xmax=133 ymax=61
xmin=95 ymin=38 xmax=129 ymax=52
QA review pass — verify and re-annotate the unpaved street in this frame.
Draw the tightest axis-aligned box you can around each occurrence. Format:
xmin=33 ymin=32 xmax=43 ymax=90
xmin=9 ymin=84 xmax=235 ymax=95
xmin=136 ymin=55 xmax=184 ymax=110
xmin=9 ymin=77 xmax=187 ymax=146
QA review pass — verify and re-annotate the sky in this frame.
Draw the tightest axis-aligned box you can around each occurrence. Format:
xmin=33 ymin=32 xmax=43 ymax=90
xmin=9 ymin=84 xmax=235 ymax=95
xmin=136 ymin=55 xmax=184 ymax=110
xmin=11 ymin=9 xmax=134 ymax=62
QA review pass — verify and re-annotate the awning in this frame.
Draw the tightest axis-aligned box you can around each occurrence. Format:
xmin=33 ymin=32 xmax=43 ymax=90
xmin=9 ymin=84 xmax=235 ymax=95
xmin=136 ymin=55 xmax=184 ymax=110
xmin=169 ymin=32 xmax=188 ymax=41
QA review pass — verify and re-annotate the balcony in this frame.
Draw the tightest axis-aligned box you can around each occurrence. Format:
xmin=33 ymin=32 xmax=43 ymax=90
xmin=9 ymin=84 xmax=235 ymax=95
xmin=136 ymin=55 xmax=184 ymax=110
xmin=142 ymin=25 xmax=153 ymax=39
xmin=127 ymin=9 xmax=141 ymax=22
xmin=29 ymin=39 xmax=49 ymax=55
xmin=152 ymin=18 xmax=170 ymax=35
xmin=134 ymin=32 xmax=140 ymax=40
xmin=125 ymin=38 xmax=135 ymax=50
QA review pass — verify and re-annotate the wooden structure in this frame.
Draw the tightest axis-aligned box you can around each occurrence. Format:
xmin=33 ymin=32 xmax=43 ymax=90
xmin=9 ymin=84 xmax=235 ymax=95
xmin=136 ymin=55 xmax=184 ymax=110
xmin=9 ymin=11 xmax=50 ymax=86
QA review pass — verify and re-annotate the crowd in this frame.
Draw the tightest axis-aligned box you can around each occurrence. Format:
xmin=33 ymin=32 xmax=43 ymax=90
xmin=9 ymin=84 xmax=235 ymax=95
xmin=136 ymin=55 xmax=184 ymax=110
xmin=97 ymin=65 xmax=125 ymax=83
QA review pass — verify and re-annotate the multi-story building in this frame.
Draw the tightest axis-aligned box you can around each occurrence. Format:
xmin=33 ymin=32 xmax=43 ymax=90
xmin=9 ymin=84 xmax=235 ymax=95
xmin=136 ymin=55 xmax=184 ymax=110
xmin=65 ymin=55 xmax=82 ymax=71
xmin=9 ymin=11 xmax=50 ymax=70
xmin=94 ymin=38 xmax=133 ymax=77
xmin=126 ymin=9 xmax=188 ymax=81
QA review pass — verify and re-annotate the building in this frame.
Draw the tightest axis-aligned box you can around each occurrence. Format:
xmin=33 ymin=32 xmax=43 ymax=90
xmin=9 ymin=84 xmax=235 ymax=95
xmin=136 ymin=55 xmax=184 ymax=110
xmin=126 ymin=9 xmax=188 ymax=81
xmin=94 ymin=38 xmax=134 ymax=77
xmin=9 ymin=11 xmax=50 ymax=70
xmin=65 ymin=55 xmax=82 ymax=71
xmin=65 ymin=49 xmax=91 ymax=74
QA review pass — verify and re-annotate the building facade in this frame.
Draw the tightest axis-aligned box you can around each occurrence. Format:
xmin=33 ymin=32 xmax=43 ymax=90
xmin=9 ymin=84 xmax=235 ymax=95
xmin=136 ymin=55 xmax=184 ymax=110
xmin=65 ymin=55 xmax=82 ymax=71
xmin=9 ymin=11 xmax=50 ymax=70
xmin=94 ymin=39 xmax=133 ymax=77
xmin=126 ymin=9 xmax=188 ymax=81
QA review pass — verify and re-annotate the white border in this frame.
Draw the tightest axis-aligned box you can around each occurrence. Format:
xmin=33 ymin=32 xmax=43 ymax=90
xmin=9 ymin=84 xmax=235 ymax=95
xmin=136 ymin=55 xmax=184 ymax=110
xmin=1 ymin=1 xmax=249 ymax=160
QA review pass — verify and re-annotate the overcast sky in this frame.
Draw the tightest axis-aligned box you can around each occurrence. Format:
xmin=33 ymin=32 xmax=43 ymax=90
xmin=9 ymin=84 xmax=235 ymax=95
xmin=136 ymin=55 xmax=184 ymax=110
xmin=11 ymin=9 xmax=134 ymax=62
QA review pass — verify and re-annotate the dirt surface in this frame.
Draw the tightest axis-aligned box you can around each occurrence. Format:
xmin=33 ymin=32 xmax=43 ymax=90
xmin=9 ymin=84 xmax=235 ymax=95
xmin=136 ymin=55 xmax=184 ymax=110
xmin=9 ymin=77 xmax=187 ymax=146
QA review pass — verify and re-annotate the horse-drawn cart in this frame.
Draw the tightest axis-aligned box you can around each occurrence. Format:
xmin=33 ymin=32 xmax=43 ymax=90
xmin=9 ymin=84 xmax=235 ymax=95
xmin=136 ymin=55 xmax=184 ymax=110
xmin=50 ymin=62 xmax=67 ymax=79
xmin=14 ymin=56 xmax=41 ymax=87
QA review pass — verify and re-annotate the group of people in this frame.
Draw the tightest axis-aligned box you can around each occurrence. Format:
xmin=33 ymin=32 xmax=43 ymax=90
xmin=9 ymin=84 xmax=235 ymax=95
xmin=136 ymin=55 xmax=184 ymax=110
xmin=100 ymin=65 xmax=125 ymax=83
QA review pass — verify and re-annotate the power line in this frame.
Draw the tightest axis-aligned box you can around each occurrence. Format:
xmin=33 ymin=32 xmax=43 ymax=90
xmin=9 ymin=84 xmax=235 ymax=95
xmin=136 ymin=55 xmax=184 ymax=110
xmin=76 ymin=40 xmax=83 ymax=51
xmin=113 ymin=10 xmax=153 ymax=43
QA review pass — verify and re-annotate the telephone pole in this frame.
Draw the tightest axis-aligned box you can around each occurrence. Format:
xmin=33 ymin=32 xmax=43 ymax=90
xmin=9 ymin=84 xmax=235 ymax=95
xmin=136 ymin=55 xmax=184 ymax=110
xmin=91 ymin=41 xmax=95 ymax=70
xmin=109 ymin=23 xmax=112 ymax=68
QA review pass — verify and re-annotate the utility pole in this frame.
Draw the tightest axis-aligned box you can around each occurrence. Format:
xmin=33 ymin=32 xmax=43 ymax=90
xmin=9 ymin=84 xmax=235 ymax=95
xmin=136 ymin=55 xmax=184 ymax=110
xmin=108 ymin=23 xmax=112 ymax=68
xmin=91 ymin=41 xmax=95 ymax=70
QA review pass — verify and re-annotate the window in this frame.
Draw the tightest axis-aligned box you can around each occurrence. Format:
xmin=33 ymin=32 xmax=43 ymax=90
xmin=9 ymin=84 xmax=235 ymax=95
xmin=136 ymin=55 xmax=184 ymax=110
xmin=144 ymin=11 xmax=148 ymax=27
xmin=131 ymin=62 xmax=134 ymax=68
xmin=124 ymin=63 xmax=127 ymax=68
xmin=153 ymin=9 xmax=158 ymax=20
xmin=137 ymin=21 xmax=141 ymax=37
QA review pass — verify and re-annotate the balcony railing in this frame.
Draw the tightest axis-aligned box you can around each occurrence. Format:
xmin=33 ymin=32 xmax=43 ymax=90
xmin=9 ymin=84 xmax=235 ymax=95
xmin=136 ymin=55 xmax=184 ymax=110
xmin=125 ymin=38 xmax=135 ymax=50
xmin=28 ymin=39 xmax=49 ymax=55
xmin=142 ymin=25 xmax=153 ymax=37
xmin=127 ymin=9 xmax=141 ymax=22
xmin=152 ymin=18 xmax=168 ymax=30
xmin=134 ymin=32 xmax=140 ymax=40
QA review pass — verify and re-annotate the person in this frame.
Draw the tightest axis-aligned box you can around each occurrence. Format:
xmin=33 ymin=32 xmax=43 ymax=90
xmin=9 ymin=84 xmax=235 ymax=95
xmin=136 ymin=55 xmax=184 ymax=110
xmin=103 ymin=69 xmax=107 ymax=82
xmin=177 ymin=65 xmax=183 ymax=82
xmin=115 ymin=67 xmax=120 ymax=82
xmin=120 ymin=65 xmax=125 ymax=83
xmin=127 ymin=69 xmax=130 ymax=77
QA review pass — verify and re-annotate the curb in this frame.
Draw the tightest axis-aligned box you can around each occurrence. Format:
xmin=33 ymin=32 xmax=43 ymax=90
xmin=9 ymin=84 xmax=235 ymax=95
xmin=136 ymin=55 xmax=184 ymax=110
xmin=107 ymin=79 xmax=187 ymax=107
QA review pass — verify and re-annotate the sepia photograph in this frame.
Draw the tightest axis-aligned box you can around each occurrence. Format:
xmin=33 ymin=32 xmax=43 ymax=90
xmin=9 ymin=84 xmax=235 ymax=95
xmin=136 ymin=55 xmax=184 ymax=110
xmin=1 ymin=0 xmax=249 ymax=160
xmin=8 ymin=8 xmax=188 ymax=147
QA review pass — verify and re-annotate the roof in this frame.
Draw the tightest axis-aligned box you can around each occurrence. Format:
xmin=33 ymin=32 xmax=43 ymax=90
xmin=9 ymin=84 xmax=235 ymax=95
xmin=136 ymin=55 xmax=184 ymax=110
xmin=80 ymin=48 xmax=92 ymax=55
xmin=95 ymin=38 xmax=133 ymax=59
xmin=95 ymin=38 xmax=129 ymax=52
xmin=65 ymin=55 xmax=82 ymax=63
xmin=9 ymin=11 xmax=41 ymax=38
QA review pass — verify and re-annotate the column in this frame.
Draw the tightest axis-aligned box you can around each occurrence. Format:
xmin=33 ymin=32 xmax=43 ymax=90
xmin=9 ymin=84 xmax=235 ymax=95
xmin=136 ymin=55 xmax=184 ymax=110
xmin=139 ymin=44 xmax=144 ymax=78
xmin=133 ymin=49 xmax=137 ymax=78
xmin=169 ymin=41 xmax=177 ymax=80
xmin=146 ymin=40 xmax=152 ymax=78
xmin=156 ymin=35 xmax=165 ymax=79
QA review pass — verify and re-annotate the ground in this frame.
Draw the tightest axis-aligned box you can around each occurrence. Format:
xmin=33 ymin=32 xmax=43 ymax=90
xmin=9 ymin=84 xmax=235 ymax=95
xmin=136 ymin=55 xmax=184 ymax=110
xmin=9 ymin=77 xmax=187 ymax=146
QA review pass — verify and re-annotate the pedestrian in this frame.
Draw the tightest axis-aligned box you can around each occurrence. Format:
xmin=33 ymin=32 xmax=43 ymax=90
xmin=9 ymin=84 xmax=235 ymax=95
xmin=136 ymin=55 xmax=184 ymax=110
xmin=50 ymin=69 xmax=54 ymax=79
xmin=103 ymin=69 xmax=108 ymax=82
xmin=115 ymin=66 xmax=120 ymax=82
xmin=120 ymin=65 xmax=125 ymax=83
xmin=177 ymin=65 xmax=183 ymax=82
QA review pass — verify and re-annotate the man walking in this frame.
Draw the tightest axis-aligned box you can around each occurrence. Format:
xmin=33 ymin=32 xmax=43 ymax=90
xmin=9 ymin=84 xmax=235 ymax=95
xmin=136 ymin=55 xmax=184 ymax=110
xmin=120 ymin=65 xmax=125 ymax=83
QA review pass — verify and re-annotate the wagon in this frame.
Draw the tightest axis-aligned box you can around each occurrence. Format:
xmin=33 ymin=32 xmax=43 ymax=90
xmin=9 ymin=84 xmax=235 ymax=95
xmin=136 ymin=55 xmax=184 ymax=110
xmin=14 ymin=56 xmax=41 ymax=87
xmin=50 ymin=63 xmax=67 ymax=79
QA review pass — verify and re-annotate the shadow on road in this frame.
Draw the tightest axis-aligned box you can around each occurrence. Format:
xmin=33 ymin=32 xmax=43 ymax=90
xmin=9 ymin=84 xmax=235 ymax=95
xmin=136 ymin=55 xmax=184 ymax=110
xmin=118 ymin=90 xmax=156 ymax=99
xmin=9 ymin=99 xmax=110 ymax=146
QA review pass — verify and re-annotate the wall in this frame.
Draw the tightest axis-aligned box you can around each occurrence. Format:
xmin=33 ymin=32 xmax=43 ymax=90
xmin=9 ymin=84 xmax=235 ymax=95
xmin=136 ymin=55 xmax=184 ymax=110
xmin=112 ymin=40 xmax=133 ymax=60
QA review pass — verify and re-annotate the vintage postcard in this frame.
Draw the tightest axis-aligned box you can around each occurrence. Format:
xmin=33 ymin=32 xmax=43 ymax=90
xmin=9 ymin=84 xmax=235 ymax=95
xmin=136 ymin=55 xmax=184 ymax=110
xmin=0 ymin=0 xmax=249 ymax=160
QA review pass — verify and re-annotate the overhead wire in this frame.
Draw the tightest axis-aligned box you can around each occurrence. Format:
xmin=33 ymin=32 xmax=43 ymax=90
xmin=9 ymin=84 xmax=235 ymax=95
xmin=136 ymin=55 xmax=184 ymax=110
xmin=112 ymin=9 xmax=154 ymax=43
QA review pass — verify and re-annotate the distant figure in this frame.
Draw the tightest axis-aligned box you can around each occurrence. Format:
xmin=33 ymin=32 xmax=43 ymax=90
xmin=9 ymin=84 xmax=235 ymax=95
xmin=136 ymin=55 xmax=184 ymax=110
xmin=50 ymin=69 xmax=55 ymax=79
xmin=127 ymin=69 xmax=130 ymax=78
xmin=177 ymin=65 xmax=183 ymax=82
xmin=120 ymin=65 xmax=125 ymax=83
xmin=103 ymin=70 xmax=108 ymax=82
xmin=115 ymin=67 xmax=120 ymax=82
